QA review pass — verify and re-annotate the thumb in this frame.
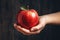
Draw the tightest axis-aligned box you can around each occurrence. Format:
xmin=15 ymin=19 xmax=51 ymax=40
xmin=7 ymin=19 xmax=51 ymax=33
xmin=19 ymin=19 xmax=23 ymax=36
xmin=31 ymin=25 xmax=41 ymax=32
xmin=31 ymin=22 xmax=44 ymax=32
xmin=31 ymin=27 xmax=39 ymax=32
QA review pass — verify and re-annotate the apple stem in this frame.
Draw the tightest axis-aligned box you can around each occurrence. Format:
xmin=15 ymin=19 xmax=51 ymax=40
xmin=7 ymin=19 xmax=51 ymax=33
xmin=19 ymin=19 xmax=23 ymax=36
xmin=27 ymin=5 xmax=29 ymax=10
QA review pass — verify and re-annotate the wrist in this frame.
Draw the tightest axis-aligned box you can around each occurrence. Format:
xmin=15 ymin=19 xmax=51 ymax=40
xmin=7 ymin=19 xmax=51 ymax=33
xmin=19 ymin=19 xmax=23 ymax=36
xmin=41 ymin=15 xmax=52 ymax=24
xmin=39 ymin=15 xmax=48 ymax=25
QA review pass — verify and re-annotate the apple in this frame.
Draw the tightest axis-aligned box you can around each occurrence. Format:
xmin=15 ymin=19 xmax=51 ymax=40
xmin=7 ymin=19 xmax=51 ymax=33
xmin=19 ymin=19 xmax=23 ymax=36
xmin=17 ymin=9 xmax=39 ymax=29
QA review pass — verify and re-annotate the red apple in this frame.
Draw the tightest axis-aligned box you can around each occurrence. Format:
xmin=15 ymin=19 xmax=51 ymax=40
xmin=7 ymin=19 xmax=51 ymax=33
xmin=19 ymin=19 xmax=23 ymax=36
xmin=17 ymin=9 xmax=39 ymax=29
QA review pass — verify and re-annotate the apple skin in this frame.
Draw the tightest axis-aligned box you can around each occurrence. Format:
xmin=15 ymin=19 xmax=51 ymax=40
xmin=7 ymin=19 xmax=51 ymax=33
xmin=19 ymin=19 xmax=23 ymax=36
xmin=17 ymin=9 xmax=39 ymax=29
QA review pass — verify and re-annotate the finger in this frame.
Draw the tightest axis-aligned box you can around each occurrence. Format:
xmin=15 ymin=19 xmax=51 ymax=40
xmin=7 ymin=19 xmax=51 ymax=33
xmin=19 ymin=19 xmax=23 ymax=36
xmin=30 ymin=26 xmax=45 ymax=35
xmin=31 ymin=19 xmax=45 ymax=32
xmin=14 ymin=24 xmax=30 ymax=33
xmin=31 ymin=22 xmax=41 ymax=32
xmin=14 ymin=23 xmax=43 ymax=35
xmin=31 ymin=27 xmax=39 ymax=32
xmin=14 ymin=24 xmax=31 ymax=35
xmin=30 ymin=30 xmax=40 ymax=35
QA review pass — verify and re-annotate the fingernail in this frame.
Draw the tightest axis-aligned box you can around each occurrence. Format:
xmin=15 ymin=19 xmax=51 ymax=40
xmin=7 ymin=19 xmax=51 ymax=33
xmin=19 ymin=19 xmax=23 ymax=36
xmin=14 ymin=24 xmax=16 ymax=27
xmin=31 ymin=29 xmax=33 ymax=31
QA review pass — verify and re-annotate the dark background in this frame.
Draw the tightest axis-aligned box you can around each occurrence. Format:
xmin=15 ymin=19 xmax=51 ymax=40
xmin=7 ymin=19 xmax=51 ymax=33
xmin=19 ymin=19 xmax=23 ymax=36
xmin=0 ymin=0 xmax=60 ymax=40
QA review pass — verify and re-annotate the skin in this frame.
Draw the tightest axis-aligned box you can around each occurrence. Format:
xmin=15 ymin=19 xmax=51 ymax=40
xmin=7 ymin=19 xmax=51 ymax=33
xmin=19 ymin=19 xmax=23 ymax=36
xmin=14 ymin=12 xmax=60 ymax=35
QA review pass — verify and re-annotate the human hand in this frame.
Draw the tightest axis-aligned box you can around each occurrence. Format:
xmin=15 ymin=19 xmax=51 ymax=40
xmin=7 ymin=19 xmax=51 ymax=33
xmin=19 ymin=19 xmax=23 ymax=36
xmin=14 ymin=12 xmax=60 ymax=35
xmin=14 ymin=23 xmax=43 ymax=35
xmin=14 ymin=16 xmax=47 ymax=35
xmin=30 ymin=16 xmax=47 ymax=33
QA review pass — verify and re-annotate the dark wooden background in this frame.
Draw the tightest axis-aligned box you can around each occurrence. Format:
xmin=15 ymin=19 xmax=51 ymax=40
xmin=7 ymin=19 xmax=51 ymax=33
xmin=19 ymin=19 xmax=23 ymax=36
xmin=0 ymin=0 xmax=60 ymax=40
